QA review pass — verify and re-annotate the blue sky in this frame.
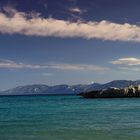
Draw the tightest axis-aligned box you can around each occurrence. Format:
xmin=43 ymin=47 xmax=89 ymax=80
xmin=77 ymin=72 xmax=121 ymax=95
xmin=0 ymin=0 xmax=140 ymax=90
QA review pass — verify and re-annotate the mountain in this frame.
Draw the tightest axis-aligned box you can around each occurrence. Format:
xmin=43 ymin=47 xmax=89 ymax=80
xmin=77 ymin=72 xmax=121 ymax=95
xmin=0 ymin=84 xmax=88 ymax=96
xmin=93 ymin=80 xmax=133 ymax=90
xmin=1 ymin=80 xmax=140 ymax=96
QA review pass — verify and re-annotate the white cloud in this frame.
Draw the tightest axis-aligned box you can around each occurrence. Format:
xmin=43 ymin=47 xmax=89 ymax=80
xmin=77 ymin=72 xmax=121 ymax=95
xmin=111 ymin=57 xmax=140 ymax=72
xmin=42 ymin=73 xmax=54 ymax=76
xmin=1 ymin=8 xmax=140 ymax=42
xmin=111 ymin=57 xmax=140 ymax=66
xmin=0 ymin=59 xmax=45 ymax=69
xmin=119 ymin=66 xmax=140 ymax=72
xmin=47 ymin=63 xmax=109 ymax=72
xmin=0 ymin=59 xmax=108 ymax=72
xmin=69 ymin=7 xmax=83 ymax=14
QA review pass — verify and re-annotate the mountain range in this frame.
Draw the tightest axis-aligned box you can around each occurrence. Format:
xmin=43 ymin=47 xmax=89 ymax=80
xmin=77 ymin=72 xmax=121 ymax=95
xmin=1 ymin=80 xmax=140 ymax=96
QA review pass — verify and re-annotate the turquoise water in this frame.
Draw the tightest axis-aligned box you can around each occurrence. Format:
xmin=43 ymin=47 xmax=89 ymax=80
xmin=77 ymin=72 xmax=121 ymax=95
xmin=0 ymin=95 xmax=140 ymax=140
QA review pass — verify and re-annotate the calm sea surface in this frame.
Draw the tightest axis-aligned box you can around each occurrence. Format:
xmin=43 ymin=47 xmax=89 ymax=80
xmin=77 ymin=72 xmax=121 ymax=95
xmin=0 ymin=95 xmax=140 ymax=140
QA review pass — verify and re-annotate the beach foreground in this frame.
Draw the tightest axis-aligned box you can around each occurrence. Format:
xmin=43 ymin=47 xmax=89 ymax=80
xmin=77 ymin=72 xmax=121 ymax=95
xmin=0 ymin=95 xmax=140 ymax=140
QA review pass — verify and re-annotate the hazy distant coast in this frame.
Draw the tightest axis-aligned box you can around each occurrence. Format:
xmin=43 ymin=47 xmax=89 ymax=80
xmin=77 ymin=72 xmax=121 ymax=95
xmin=1 ymin=80 xmax=140 ymax=96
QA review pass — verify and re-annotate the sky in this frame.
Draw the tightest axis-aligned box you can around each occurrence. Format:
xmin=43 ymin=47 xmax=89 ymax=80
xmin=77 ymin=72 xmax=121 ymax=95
xmin=0 ymin=0 xmax=140 ymax=90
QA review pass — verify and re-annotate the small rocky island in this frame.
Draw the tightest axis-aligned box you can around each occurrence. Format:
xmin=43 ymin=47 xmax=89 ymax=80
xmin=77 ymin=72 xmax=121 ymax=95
xmin=81 ymin=85 xmax=140 ymax=98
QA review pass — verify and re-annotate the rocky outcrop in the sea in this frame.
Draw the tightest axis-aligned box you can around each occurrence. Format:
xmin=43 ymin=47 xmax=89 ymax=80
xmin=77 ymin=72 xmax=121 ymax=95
xmin=82 ymin=85 xmax=140 ymax=98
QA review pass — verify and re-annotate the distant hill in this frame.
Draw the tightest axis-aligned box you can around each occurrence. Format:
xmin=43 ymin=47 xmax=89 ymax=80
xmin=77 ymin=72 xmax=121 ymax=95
xmin=0 ymin=84 xmax=88 ymax=96
xmin=1 ymin=80 xmax=140 ymax=96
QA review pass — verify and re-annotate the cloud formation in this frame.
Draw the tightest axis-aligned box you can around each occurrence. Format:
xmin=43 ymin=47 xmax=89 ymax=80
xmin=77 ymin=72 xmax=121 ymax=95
xmin=47 ymin=63 xmax=108 ymax=71
xmin=119 ymin=66 xmax=140 ymax=72
xmin=0 ymin=59 xmax=45 ymax=69
xmin=0 ymin=59 xmax=108 ymax=72
xmin=69 ymin=7 xmax=83 ymax=14
xmin=42 ymin=73 xmax=54 ymax=76
xmin=1 ymin=7 xmax=140 ymax=42
xmin=111 ymin=57 xmax=140 ymax=66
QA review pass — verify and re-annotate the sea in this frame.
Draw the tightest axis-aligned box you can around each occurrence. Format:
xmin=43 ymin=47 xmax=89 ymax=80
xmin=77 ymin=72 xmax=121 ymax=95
xmin=0 ymin=95 xmax=140 ymax=140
